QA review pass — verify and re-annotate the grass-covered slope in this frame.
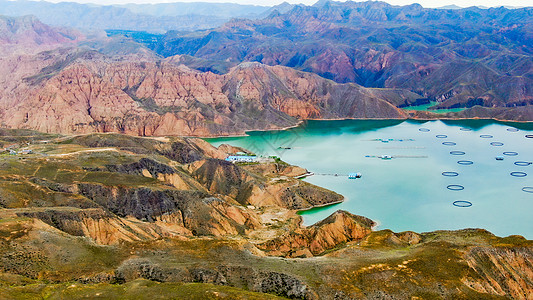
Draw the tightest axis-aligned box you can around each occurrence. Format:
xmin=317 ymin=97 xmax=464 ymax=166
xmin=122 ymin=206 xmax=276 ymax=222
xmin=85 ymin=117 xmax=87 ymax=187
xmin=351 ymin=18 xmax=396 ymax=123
xmin=0 ymin=129 xmax=531 ymax=299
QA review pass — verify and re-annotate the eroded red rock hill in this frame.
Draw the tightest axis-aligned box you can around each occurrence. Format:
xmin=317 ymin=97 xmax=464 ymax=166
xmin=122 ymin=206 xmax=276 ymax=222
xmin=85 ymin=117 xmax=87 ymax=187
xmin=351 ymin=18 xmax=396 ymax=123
xmin=0 ymin=52 xmax=417 ymax=136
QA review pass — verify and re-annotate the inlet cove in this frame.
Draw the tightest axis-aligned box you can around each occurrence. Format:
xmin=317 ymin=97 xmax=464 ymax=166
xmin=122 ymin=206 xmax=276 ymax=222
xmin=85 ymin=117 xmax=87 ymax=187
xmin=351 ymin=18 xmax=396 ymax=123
xmin=208 ymin=119 xmax=533 ymax=239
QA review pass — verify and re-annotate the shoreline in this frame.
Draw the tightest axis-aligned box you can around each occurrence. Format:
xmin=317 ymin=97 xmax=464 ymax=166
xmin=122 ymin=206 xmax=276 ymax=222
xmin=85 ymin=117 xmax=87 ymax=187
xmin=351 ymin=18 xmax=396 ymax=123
xmin=297 ymin=198 xmax=345 ymax=212
xmin=198 ymin=116 xmax=533 ymax=139
xmin=3 ymin=116 xmax=531 ymax=140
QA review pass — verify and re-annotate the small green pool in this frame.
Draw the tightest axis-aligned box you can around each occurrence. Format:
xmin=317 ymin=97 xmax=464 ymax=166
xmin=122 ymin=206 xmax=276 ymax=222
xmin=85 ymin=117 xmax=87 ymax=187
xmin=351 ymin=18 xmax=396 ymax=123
xmin=402 ymin=101 xmax=467 ymax=113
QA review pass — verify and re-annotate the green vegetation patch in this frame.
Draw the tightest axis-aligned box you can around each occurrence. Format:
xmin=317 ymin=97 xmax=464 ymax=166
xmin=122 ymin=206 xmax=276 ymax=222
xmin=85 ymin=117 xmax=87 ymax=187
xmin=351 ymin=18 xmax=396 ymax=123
xmin=0 ymin=279 xmax=288 ymax=300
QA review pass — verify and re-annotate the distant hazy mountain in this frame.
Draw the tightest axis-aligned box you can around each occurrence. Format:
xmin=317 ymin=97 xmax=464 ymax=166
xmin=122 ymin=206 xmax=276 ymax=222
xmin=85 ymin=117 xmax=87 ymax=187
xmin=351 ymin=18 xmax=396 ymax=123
xmin=437 ymin=4 xmax=463 ymax=9
xmin=140 ymin=1 xmax=532 ymax=110
xmin=0 ymin=0 xmax=271 ymax=33
xmin=117 ymin=2 xmax=268 ymax=18
xmin=0 ymin=14 xmax=81 ymax=55
xmin=257 ymin=2 xmax=296 ymax=19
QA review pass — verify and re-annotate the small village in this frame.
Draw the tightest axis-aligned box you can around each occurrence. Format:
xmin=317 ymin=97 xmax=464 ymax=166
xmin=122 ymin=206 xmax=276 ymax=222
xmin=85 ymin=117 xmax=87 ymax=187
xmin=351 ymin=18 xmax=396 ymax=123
xmin=0 ymin=143 xmax=33 ymax=156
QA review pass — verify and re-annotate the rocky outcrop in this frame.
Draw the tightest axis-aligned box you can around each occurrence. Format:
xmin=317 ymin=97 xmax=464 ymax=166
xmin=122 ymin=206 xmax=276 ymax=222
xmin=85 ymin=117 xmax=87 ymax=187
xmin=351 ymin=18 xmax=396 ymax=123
xmin=75 ymin=183 xmax=259 ymax=236
xmin=114 ymin=259 xmax=315 ymax=299
xmin=258 ymin=210 xmax=375 ymax=257
xmin=105 ymin=157 xmax=207 ymax=191
xmin=186 ymin=158 xmax=343 ymax=209
xmin=16 ymin=208 xmax=190 ymax=245
xmin=279 ymin=183 xmax=344 ymax=210
xmin=463 ymin=247 xmax=533 ymax=299
xmin=187 ymin=158 xmax=256 ymax=205
xmin=106 ymin=158 xmax=175 ymax=177
xmin=22 ymin=173 xmax=262 ymax=240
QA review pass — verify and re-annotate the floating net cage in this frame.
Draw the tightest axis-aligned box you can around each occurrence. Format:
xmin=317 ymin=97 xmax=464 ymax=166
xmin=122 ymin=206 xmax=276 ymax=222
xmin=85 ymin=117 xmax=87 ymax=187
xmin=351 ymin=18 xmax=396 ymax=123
xmin=442 ymin=142 xmax=457 ymax=146
xmin=436 ymin=134 xmax=448 ymax=138
xmin=510 ymin=172 xmax=527 ymax=177
xmin=457 ymin=160 xmax=474 ymax=165
xmin=453 ymin=200 xmax=472 ymax=207
xmin=523 ymin=187 xmax=533 ymax=193
xmin=450 ymin=151 xmax=466 ymax=156
xmin=490 ymin=142 xmax=504 ymax=146
xmin=514 ymin=161 xmax=532 ymax=167
xmin=507 ymin=128 xmax=519 ymax=132
xmin=442 ymin=171 xmax=459 ymax=177
xmin=503 ymin=151 xmax=519 ymax=156
xmin=447 ymin=184 xmax=465 ymax=191
xmin=480 ymin=134 xmax=493 ymax=138
xmin=460 ymin=128 xmax=472 ymax=131
xmin=419 ymin=128 xmax=430 ymax=132
xmin=526 ymin=135 xmax=533 ymax=139
xmin=372 ymin=138 xmax=415 ymax=142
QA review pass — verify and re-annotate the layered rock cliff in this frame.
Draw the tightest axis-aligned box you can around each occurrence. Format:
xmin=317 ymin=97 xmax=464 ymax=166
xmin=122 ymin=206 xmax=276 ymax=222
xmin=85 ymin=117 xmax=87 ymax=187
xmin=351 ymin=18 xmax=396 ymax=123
xmin=463 ymin=246 xmax=533 ymax=299
xmin=0 ymin=52 xmax=413 ymax=136
xmin=258 ymin=210 xmax=375 ymax=257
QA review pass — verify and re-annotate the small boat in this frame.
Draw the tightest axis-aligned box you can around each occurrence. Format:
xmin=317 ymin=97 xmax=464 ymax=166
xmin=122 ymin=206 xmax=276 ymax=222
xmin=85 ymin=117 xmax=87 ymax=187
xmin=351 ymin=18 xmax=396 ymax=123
xmin=380 ymin=155 xmax=393 ymax=160
xmin=348 ymin=172 xmax=362 ymax=179
xmin=495 ymin=156 xmax=504 ymax=161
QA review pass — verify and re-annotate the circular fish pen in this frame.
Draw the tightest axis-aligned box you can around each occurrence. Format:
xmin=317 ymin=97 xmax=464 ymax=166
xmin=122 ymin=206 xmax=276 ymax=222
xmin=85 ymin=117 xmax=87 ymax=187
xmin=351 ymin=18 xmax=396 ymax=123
xmin=514 ymin=161 xmax=532 ymax=167
xmin=450 ymin=151 xmax=466 ymax=156
xmin=510 ymin=172 xmax=527 ymax=177
xmin=419 ymin=128 xmax=430 ymax=132
xmin=442 ymin=142 xmax=457 ymax=146
xmin=480 ymin=134 xmax=493 ymax=138
xmin=503 ymin=151 xmax=519 ymax=156
xmin=507 ymin=128 xmax=519 ymax=132
xmin=460 ymin=128 xmax=472 ymax=131
xmin=442 ymin=172 xmax=459 ymax=177
xmin=453 ymin=200 xmax=472 ymax=207
xmin=526 ymin=135 xmax=533 ymax=139
xmin=523 ymin=187 xmax=533 ymax=193
xmin=457 ymin=160 xmax=474 ymax=165
xmin=436 ymin=134 xmax=448 ymax=138
xmin=490 ymin=142 xmax=504 ymax=146
xmin=447 ymin=184 xmax=465 ymax=191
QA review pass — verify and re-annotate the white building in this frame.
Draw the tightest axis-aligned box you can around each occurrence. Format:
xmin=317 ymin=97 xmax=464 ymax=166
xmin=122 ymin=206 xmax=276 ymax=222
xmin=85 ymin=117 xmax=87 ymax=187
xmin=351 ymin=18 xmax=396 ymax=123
xmin=225 ymin=156 xmax=257 ymax=163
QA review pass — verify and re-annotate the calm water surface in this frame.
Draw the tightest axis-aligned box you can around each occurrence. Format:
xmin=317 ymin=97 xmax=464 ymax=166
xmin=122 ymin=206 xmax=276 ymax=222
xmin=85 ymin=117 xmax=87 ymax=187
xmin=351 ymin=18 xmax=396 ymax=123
xmin=207 ymin=120 xmax=533 ymax=239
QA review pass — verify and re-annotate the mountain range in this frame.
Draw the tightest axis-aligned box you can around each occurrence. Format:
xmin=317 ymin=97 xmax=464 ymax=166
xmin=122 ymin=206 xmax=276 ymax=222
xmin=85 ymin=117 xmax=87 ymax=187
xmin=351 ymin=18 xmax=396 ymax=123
xmin=137 ymin=1 xmax=532 ymax=111
xmin=0 ymin=0 xmax=272 ymax=32
xmin=0 ymin=2 xmax=532 ymax=136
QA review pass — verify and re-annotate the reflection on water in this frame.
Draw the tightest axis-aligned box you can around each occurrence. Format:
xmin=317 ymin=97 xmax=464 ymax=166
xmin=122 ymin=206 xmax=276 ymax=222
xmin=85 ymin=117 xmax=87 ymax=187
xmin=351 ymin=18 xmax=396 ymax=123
xmin=207 ymin=119 xmax=533 ymax=239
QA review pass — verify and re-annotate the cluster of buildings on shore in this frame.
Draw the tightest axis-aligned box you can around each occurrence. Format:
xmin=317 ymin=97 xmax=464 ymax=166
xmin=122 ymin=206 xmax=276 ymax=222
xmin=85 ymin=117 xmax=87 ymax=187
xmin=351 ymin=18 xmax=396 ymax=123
xmin=225 ymin=155 xmax=257 ymax=163
xmin=224 ymin=151 xmax=279 ymax=164
xmin=1 ymin=143 xmax=33 ymax=156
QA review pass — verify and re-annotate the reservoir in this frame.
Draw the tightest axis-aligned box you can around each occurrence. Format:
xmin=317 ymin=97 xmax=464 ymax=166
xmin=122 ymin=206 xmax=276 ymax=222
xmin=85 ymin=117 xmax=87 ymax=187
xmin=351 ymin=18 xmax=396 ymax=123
xmin=207 ymin=119 xmax=533 ymax=239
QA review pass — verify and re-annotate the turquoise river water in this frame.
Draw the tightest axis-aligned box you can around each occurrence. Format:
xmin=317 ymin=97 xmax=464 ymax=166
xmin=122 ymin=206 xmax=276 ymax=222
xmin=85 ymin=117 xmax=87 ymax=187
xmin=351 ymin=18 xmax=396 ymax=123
xmin=207 ymin=120 xmax=533 ymax=239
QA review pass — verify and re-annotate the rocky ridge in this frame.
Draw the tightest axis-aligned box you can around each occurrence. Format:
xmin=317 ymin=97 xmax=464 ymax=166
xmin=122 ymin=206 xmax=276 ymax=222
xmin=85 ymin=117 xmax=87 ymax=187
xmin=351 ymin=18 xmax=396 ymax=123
xmin=145 ymin=1 xmax=533 ymax=111
xmin=0 ymin=53 xmax=414 ymax=136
